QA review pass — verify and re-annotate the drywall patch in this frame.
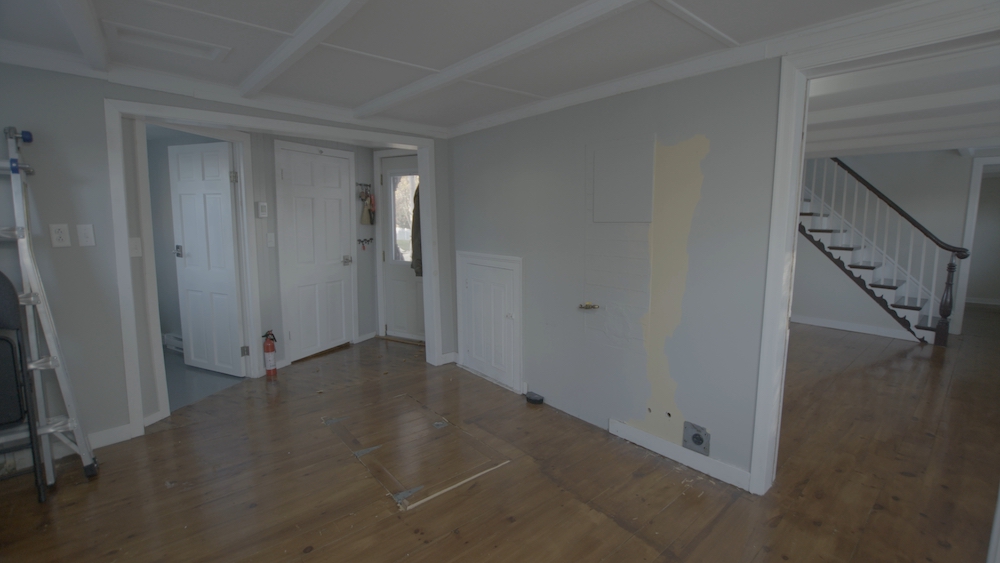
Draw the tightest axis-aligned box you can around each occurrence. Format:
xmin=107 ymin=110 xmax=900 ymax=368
xmin=628 ymin=135 xmax=709 ymax=445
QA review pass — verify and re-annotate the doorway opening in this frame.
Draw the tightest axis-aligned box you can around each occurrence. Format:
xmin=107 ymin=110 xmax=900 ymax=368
xmin=375 ymin=150 xmax=425 ymax=343
xmin=142 ymin=124 xmax=249 ymax=414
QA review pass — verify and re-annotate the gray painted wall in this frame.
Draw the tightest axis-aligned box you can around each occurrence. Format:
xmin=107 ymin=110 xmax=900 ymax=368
xmin=792 ymin=150 xmax=982 ymax=336
xmin=450 ymin=59 xmax=781 ymax=472
xmin=968 ymin=177 xmax=1000 ymax=303
xmin=0 ymin=62 xmax=455 ymax=441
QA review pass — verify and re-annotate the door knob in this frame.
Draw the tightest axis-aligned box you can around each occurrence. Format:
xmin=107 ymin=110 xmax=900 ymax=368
xmin=342 ymin=255 xmax=353 ymax=265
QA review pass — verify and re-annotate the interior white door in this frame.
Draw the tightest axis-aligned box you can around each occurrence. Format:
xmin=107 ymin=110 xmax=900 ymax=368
xmin=168 ymin=142 xmax=244 ymax=377
xmin=276 ymin=143 xmax=354 ymax=362
xmin=380 ymin=155 xmax=424 ymax=340
xmin=462 ymin=261 xmax=516 ymax=390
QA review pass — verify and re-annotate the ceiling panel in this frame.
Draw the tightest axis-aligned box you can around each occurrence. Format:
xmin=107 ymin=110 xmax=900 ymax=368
xmin=470 ymin=2 xmax=721 ymax=98
xmin=810 ymin=68 xmax=1000 ymax=112
xmin=323 ymin=0 xmax=590 ymax=70
xmin=148 ymin=0 xmax=324 ymax=34
xmin=0 ymin=0 xmax=81 ymax=53
xmin=672 ymin=0 xmax=905 ymax=44
xmin=380 ymin=82 xmax=539 ymax=127
xmin=94 ymin=0 xmax=286 ymax=85
xmin=262 ymin=46 xmax=434 ymax=109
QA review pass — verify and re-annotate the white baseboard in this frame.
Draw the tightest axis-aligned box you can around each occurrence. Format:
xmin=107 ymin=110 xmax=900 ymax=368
xmin=439 ymin=352 xmax=457 ymax=364
xmin=355 ymin=331 xmax=377 ymax=343
xmin=609 ymin=419 xmax=751 ymax=491
xmin=89 ymin=423 xmax=134 ymax=450
xmin=967 ymin=297 xmax=1000 ymax=306
xmin=143 ymin=409 xmax=169 ymax=427
xmin=790 ymin=314 xmax=917 ymax=341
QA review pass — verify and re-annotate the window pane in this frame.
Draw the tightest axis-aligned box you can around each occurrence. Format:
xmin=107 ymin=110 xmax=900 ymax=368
xmin=392 ymin=174 xmax=418 ymax=262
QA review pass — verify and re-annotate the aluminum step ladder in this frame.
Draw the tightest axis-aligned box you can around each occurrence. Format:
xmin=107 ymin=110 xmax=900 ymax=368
xmin=0 ymin=126 xmax=98 ymax=486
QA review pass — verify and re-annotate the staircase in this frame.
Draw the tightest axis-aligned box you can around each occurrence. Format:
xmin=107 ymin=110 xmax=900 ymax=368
xmin=798 ymin=158 xmax=969 ymax=346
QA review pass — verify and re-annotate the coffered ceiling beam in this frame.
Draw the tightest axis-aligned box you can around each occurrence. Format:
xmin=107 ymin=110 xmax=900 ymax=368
xmin=240 ymin=0 xmax=368 ymax=97
xmin=354 ymin=0 xmax=644 ymax=118
xmin=809 ymin=84 xmax=1000 ymax=126
xmin=55 ymin=0 xmax=109 ymax=71
xmin=649 ymin=0 xmax=739 ymax=47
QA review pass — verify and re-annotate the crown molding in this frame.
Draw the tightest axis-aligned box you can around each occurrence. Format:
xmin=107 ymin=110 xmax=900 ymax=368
xmin=0 ymin=40 xmax=448 ymax=139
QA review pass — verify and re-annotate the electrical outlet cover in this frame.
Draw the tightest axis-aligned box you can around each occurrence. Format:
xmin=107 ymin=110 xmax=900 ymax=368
xmin=77 ymin=224 xmax=95 ymax=246
xmin=49 ymin=224 xmax=70 ymax=247
xmin=683 ymin=421 xmax=710 ymax=456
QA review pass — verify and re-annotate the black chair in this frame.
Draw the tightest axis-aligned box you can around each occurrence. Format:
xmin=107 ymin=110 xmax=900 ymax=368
xmin=0 ymin=271 xmax=46 ymax=502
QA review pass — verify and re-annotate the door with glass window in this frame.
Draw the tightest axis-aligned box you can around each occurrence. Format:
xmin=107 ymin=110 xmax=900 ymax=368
xmin=380 ymin=154 xmax=424 ymax=340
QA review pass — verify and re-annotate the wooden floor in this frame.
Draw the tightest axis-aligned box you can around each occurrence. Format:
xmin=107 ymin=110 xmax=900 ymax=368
xmin=1 ymin=305 xmax=998 ymax=562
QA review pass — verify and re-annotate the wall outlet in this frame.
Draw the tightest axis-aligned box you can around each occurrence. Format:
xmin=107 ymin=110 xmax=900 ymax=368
xmin=683 ymin=421 xmax=710 ymax=456
xmin=49 ymin=224 xmax=70 ymax=247
xmin=257 ymin=201 xmax=268 ymax=218
xmin=77 ymin=224 xmax=95 ymax=246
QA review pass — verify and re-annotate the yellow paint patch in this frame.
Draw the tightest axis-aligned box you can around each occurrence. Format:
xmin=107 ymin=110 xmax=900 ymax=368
xmin=630 ymin=135 xmax=709 ymax=445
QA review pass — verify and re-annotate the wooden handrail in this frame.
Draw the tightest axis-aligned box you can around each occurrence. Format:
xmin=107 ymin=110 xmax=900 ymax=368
xmin=831 ymin=158 xmax=970 ymax=259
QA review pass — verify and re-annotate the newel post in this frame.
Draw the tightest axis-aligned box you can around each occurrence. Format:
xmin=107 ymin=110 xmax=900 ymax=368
xmin=934 ymin=253 xmax=957 ymax=347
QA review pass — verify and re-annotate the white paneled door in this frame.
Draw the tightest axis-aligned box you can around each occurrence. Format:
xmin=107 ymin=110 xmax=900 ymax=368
xmin=458 ymin=253 xmax=521 ymax=391
xmin=169 ymin=142 xmax=244 ymax=377
xmin=380 ymin=154 xmax=424 ymax=341
xmin=276 ymin=142 xmax=355 ymax=362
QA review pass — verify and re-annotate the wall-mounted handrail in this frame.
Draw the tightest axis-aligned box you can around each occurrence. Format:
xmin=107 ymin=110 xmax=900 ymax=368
xmin=831 ymin=158 xmax=969 ymax=259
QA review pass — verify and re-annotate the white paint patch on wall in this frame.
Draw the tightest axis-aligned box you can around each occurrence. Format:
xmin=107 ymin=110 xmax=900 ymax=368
xmin=629 ymin=135 xmax=709 ymax=445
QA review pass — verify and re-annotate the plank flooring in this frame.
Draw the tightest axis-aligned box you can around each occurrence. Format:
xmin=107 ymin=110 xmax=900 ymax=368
xmin=1 ymin=304 xmax=998 ymax=562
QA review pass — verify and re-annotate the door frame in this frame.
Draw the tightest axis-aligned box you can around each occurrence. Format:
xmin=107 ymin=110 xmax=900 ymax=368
xmin=954 ymin=156 xmax=1000 ymax=331
xmin=456 ymin=251 xmax=523 ymax=393
xmin=373 ymin=149 xmax=419 ymax=339
xmin=105 ymin=99 xmax=447 ymax=441
xmin=273 ymin=139 xmax=358 ymax=359
xmin=133 ymin=122 xmax=261 ymax=426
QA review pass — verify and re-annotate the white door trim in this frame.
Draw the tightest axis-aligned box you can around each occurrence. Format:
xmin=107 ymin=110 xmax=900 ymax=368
xmin=954 ymin=155 xmax=1000 ymax=334
xmin=748 ymin=58 xmax=808 ymax=495
xmin=456 ymin=251 xmax=524 ymax=393
xmin=105 ymin=99 xmax=446 ymax=443
xmin=373 ymin=149 xmax=418 ymax=338
xmin=274 ymin=139 xmax=358 ymax=355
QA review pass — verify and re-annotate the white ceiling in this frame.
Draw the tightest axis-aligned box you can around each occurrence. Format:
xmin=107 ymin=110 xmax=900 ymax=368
xmin=1 ymin=0 xmax=998 ymax=152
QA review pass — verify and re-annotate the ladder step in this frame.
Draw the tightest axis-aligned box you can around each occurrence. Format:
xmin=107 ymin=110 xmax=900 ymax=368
xmin=892 ymin=297 xmax=927 ymax=311
xmin=27 ymin=356 xmax=59 ymax=371
xmin=848 ymin=262 xmax=882 ymax=270
xmin=0 ymin=226 xmax=25 ymax=240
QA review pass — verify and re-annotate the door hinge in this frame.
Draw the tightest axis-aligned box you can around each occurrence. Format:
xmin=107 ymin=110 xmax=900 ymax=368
xmin=380 ymin=174 xmax=383 ymax=186
xmin=382 ymin=250 xmax=385 ymax=262
xmin=240 ymin=345 xmax=250 ymax=357
xmin=230 ymin=170 xmax=239 ymax=183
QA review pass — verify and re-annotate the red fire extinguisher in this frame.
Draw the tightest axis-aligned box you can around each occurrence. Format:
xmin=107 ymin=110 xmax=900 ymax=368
xmin=263 ymin=331 xmax=277 ymax=380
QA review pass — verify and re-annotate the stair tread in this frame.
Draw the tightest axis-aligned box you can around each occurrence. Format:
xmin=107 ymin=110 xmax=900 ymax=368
xmin=808 ymin=228 xmax=848 ymax=233
xmin=799 ymin=212 xmax=830 ymax=217
xmin=915 ymin=315 xmax=941 ymax=331
xmin=829 ymin=245 xmax=860 ymax=251
xmin=891 ymin=297 xmax=927 ymax=311
xmin=870 ymin=278 xmax=906 ymax=289
xmin=848 ymin=262 xmax=882 ymax=270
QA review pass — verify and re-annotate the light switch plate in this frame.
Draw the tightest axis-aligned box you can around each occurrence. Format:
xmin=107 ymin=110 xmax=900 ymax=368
xmin=266 ymin=232 xmax=276 ymax=248
xmin=77 ymin=224 xmax=95 ymax=246
xmin=257 ymin=201 xmax=268 ymax=218
xmin=49 ymin=224 xmax=70 ymax=247
xmin=128 ymin=237 xmax=142 ymax=257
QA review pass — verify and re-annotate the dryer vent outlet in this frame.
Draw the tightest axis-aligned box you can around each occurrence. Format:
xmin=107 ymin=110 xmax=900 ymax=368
xmin=683 ymin=421 xmax=710 ymax=456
